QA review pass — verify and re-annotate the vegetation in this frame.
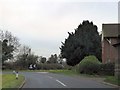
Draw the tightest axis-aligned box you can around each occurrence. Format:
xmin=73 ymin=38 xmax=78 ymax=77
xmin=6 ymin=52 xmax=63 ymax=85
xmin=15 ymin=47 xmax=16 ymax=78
xmin=16 ymin=53 xmax=38 ymax=69
xmin=40 ymin=57 xmax=47 ymax=63
xmin=0 ymin=30 xmax=20 ymax=65
xmin=47 ymin=54 xmax=58 ymax=64
xmin=2 ymin=74 xmax=25 ymax=88
xmin=99 ymin=62 xmax=115 ymax=76
xmin=36 ymin=63 xmax=63 ymax=70
xmin=60 ymin=20 xmax=101 ymax=66
xmin=0 ymin=74 xmax=2 ymax=89
xmin=48 ymin=69 xmax=79 ymax=76
xmin=0 ymin=30 xmax=20 ymax=64
xmin=104 ymin=76 xmax=120 ymax=86
xmin=79 ymin=55 xmax=101 ymax=75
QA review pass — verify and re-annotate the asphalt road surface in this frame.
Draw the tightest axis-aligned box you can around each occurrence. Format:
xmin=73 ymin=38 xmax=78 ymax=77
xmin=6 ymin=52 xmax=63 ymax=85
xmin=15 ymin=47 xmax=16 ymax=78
xmin=17 ymin=72 xmax=116 ymax=88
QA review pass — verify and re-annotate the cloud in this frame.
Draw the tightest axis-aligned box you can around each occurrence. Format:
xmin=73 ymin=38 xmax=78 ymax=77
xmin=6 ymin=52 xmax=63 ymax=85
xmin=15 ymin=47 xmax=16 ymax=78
xmin=0 ymin=0 xmax=118 ymax=57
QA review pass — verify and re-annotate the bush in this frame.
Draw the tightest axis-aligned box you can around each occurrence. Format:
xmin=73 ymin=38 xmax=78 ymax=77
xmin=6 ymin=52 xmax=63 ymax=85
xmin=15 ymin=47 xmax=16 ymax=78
xmin=3 ymin=62 xmax=15 ymax=70
xmin=79 ymin=55 xmax=101 ymax=75
xmin=36 ymin=63 xmax=63 ymax=70
xmin=99 ymin=62 xmax=115 ymax=76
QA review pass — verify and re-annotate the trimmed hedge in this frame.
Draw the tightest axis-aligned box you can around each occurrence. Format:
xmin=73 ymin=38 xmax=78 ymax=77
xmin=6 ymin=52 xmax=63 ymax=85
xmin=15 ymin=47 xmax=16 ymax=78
xmin=79 ymin=55 xmax=101 ymax=75
xmin=99 ymin=62 xmax=115 ymax=76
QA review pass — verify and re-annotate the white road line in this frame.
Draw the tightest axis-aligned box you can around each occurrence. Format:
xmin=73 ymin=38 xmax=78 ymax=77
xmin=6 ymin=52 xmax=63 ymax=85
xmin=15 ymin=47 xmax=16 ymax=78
xmin=37 ymin=72 xmax=48 ymax=74
xmin=48 ymin=76 xmax=53 ymax=79
xmin=56 ymin=80 xmax=67 ymax=87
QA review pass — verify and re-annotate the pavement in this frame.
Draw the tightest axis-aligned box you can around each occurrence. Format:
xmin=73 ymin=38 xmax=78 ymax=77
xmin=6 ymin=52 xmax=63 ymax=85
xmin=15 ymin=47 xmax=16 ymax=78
xmin=2 ymin=71 xmax=119 ymax=89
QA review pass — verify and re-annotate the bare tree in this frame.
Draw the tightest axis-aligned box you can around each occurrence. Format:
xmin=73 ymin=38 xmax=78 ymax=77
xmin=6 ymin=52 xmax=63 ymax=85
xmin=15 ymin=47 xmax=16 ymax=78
xmin=0 ymin=30 xmax=20 ymax=63
xmin=0 ymin=30 xmax=20 ymax=52
xmin=19 ymin=45 xmax=31 ymax=55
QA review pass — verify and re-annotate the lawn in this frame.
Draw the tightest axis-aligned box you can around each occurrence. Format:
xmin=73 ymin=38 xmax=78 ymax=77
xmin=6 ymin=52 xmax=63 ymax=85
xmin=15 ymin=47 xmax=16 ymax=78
xmin=2 ymin=74 xmax=25 ymax=89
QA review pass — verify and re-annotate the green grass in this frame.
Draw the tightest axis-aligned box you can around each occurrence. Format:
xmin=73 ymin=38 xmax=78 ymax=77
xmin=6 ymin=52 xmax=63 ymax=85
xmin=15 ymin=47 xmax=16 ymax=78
xmin=0 ymin=74 xmax=2 ymax=89
xmin=3 ymin=69 xmax=120 ymax=86
xmin=3 ymin=69 xmax=103 ymax=77
xmin=21 ymin=69 xmax=80 ymax=76
xmin=2 ymin=74 xmax=25 ymax=89
xmin=48 ymin=70 xmax=120 ymax=86
xmin=48 ymin=70 xmax=79 ymax=76
xmin=104 ymin=76 xmax=120 ymax=86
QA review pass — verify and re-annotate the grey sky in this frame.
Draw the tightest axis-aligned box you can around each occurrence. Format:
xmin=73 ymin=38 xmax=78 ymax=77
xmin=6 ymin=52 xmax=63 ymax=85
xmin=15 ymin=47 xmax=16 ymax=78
xmin=0 ymin=0 xmax=118 ymax=58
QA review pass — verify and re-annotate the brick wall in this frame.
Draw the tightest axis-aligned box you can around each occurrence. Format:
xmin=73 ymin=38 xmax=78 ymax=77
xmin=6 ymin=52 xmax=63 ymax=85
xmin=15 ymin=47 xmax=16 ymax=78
xmin=102 ymin=37 xmax=118 ymax=64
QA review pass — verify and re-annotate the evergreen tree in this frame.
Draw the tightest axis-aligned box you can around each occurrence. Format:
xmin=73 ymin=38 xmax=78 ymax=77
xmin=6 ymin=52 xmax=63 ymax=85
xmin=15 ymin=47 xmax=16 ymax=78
xmin=60 ymin=20 xmax=101 ymax=66
xmin=2 ymin=39 xmax=14 ymax=64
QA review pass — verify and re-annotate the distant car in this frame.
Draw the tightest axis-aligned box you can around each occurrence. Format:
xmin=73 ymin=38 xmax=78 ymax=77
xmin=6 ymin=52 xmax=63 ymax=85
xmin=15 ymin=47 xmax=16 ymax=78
xmin=29 ymin=64 xmax=33 ymax=70
xmin=13 ymin=70 xmax=16 ymax=74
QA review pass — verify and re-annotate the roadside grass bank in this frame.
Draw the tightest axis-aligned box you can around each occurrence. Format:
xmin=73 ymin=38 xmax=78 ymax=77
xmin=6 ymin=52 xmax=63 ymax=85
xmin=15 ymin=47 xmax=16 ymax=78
xmin=2 ymin=74 xmax=25 ymax=89
xmin=49 ymin=70 xmax=120 ymax=86
xmin=48 ymin=70 xmax=120 ymax=86
xmin=104 ymin=76 xmax=120 ymax=86
xmin=0 ymin=74 xmax=2 ymax=89
xmin=3 ymin=69 xmax=106 ymax=77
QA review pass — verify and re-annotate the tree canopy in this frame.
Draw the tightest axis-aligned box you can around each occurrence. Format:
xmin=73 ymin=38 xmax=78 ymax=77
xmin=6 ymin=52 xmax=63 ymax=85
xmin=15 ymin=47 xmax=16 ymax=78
xmin=2 ymin=39 xmax=14 ymax=64
xmin=60 ymin=20 xmax=101 ymax=66
xmin=47 ymin=54 xmax=58 ymax=64
xmin=41 ymin=57 xmax=46 ymax=63
xmin=0 ymin=30 xmax=20 ymax=64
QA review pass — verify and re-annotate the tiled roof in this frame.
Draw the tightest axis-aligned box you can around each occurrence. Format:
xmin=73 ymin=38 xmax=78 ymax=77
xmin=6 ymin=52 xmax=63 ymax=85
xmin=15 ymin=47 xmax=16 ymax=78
xmin=102 ymin=24 xmax=120 ymax=38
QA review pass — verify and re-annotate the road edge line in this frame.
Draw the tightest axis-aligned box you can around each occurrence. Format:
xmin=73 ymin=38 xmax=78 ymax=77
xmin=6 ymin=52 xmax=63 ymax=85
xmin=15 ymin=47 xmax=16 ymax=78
xmin=19 ymin=77 xmax=26 ymax=89
xmin=56 ymin=79 xmax=67 ymax=87
xmin=102 ymin=81 xmax=119 ymax=88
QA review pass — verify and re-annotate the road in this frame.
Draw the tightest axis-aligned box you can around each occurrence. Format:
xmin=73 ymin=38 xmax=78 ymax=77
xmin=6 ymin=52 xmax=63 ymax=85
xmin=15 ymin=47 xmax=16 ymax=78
xmin=17 ymin=72 xmax=115 ymax=88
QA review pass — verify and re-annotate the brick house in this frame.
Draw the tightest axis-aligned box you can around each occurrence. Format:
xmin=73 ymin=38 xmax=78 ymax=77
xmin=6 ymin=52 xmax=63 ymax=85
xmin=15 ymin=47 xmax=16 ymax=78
xmin=102 ymin=24 xmax=120 ymax=64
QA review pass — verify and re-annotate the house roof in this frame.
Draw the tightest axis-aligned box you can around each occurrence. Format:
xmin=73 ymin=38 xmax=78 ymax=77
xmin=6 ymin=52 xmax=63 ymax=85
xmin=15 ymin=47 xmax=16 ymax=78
xmin=102 ymin=24 xmax=120 ymax=38
xmin=0 ymin=41 xmax=2 ymax=56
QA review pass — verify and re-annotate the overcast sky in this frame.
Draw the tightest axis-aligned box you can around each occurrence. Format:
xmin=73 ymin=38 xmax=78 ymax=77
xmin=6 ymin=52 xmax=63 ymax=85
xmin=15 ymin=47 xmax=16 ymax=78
xmin=0 ymin=0 xmax=119 ymax=58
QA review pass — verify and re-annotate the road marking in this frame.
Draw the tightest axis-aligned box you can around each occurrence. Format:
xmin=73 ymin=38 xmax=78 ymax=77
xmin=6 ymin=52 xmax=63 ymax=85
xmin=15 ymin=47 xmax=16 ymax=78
xmin=37 ymin=72 xmax=48 ymax=74
xmin=48 ymin=76 xmax=53 ymax=79
xmin=56 ymin=80 xmax=67 ymax=87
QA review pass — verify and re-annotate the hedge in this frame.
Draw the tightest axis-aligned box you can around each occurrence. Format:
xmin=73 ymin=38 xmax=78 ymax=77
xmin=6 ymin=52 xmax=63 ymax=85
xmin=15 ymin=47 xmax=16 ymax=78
xmin=98 ymin=62 xmax=115 ymax=76
xmin=79 ymin=55 xmax=101 ymax=75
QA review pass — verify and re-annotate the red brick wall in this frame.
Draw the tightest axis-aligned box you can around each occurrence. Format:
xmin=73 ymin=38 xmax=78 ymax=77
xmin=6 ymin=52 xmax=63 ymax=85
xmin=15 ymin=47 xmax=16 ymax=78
xmin=102 ymin=38 xmax=118 ymax=64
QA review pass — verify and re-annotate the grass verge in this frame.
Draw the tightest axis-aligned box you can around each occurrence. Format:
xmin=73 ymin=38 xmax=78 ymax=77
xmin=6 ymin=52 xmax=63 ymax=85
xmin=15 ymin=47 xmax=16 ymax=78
xmin=2 ymin=74 xmax=25 ymax=89
xmin=48 ymin=70 xmax=120 ymax=86
xmin=48 ymin=70 xmax=79 ymax=76
xmin=0 ymin=74 xmax=2 ymax=89
xmin=47 ymin=70 xmax=104 ymax=78
xmin=104 ymin=76 xmax=120 ymax=86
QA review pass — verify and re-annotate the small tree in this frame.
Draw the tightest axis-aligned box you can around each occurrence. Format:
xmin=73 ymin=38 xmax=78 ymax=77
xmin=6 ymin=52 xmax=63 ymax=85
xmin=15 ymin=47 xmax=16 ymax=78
xmin=47 ymin=54 xmax=58 ymax=64
xmin=41 ymin=57 xmax=46 ymax=63
xmin=0 ymin=30 xmax=20 ymax=64
xmin=2 ymin=39 xmax=14 ymax=64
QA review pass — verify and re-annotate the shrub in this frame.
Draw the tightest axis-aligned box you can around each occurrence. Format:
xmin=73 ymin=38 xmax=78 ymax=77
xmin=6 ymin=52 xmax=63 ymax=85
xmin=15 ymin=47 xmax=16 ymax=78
xmin=99 ymin=62 xmax=115 ymax=76
xmin=3 ymin=62 xmax=15 ymax=70
xmin=79 ymin=55 xmax=101 ymax=75
xmin=36 ymin=63 xmax=63 ymax=70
